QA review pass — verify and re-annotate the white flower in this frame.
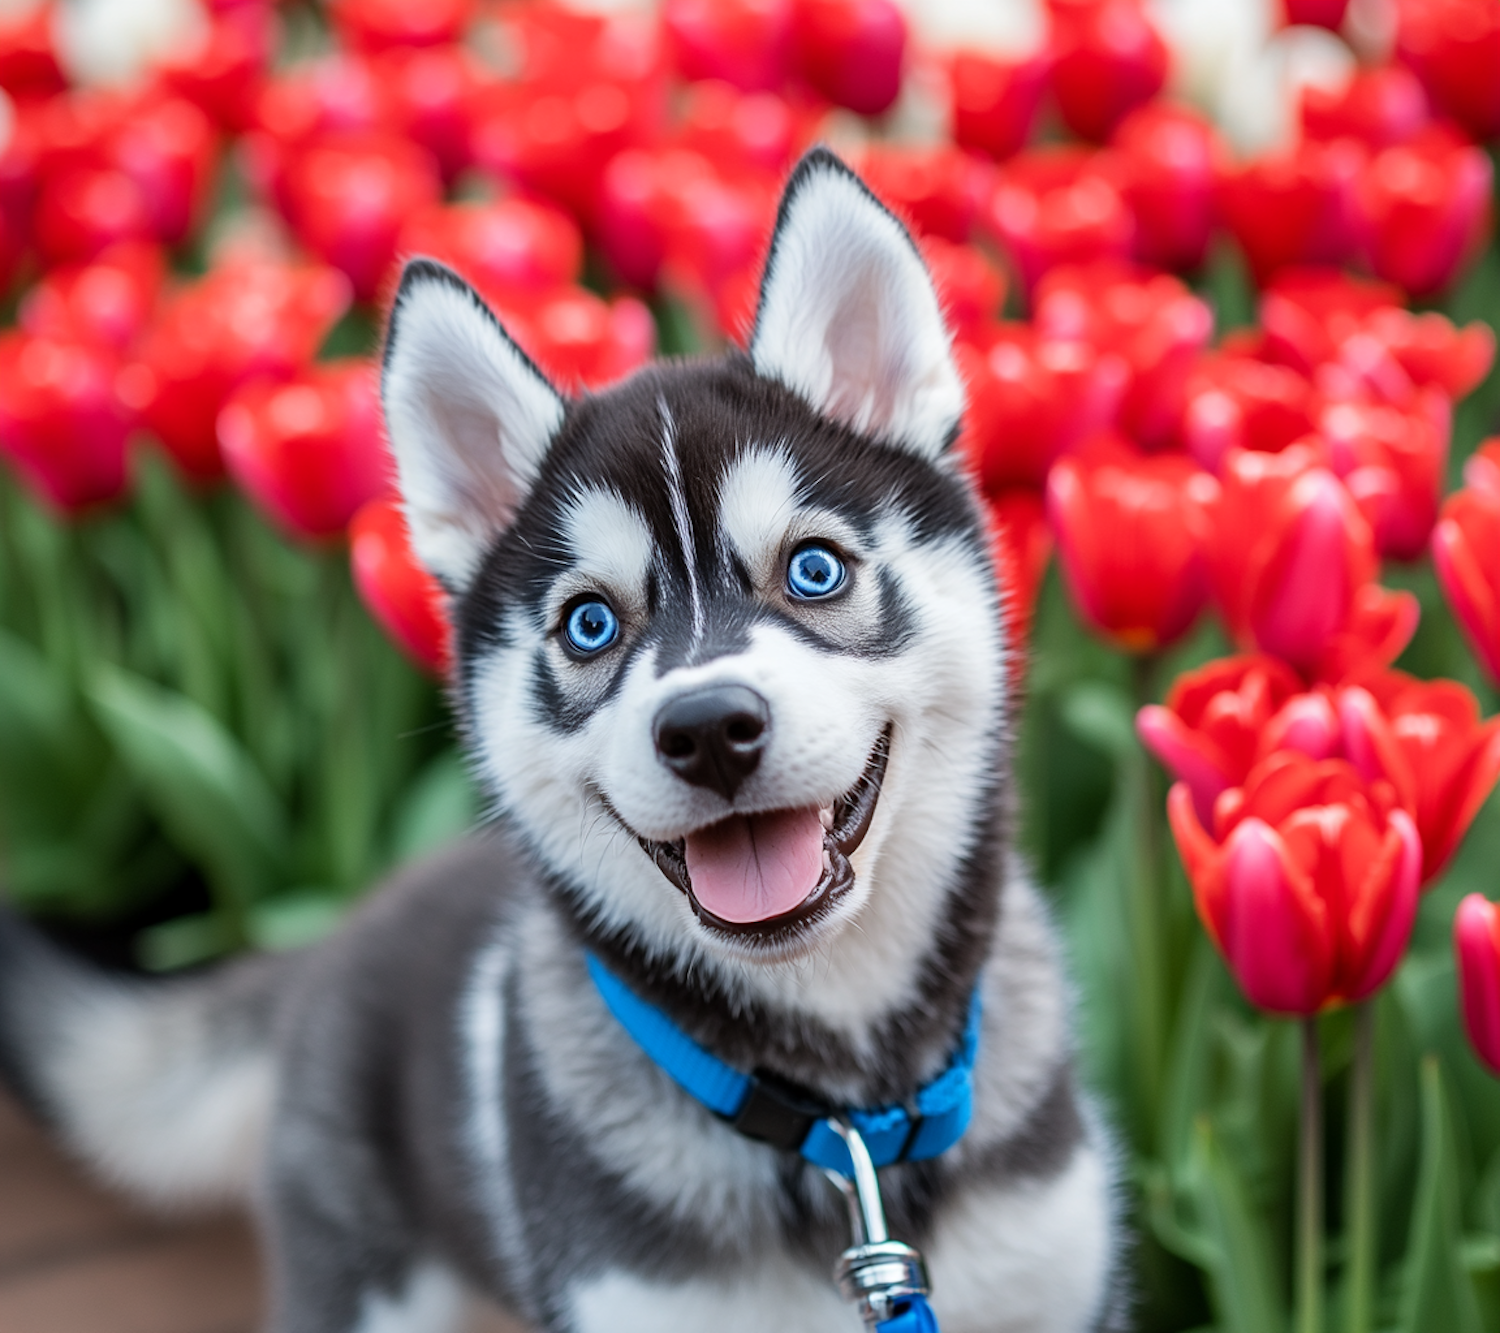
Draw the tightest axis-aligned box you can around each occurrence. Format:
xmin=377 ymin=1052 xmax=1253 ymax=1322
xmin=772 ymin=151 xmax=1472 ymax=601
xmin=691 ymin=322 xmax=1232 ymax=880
xmin=52 ymin=0 xmax=208 ymax=89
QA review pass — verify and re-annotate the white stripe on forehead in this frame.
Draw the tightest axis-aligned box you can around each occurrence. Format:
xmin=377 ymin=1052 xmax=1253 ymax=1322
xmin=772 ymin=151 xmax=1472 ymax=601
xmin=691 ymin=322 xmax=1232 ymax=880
xmin=658 ymin=397 xmax=705 ymax=641
xmin=560 ymin=486 xmax=654 ymax=593
xmin=718 ymin=446 xmax=802 ymax=576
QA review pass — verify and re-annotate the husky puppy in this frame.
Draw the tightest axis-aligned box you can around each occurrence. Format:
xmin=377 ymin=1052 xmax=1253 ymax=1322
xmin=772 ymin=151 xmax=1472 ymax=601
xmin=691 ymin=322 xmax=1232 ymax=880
xmin=0 ymin=148 xmax=1120 ymax=1332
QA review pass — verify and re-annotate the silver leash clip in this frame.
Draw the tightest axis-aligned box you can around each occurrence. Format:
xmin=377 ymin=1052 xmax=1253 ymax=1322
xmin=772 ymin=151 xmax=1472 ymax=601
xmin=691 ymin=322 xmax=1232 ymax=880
xmin=824 ymin=1118 xmax=934 ymax=1331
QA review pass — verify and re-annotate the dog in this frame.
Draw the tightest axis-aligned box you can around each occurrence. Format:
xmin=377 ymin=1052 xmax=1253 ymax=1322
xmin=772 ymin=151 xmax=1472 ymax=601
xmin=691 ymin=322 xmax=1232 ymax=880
xmin=0 ymin=147 xmax=1121 ymax=1332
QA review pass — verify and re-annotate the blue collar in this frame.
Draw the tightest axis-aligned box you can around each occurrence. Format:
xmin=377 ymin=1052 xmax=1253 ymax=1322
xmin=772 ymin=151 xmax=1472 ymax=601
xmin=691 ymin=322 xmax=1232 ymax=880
xmin=585 ymin=953 xmax=982 ymax=1179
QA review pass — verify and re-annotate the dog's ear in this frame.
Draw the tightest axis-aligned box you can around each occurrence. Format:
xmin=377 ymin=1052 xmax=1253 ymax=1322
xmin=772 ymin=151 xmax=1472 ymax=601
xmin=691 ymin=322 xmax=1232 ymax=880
xmin=381 ymin=260 xmax=566 ymax=591
xmin=750 ymin=147 xmax=964 ymax=459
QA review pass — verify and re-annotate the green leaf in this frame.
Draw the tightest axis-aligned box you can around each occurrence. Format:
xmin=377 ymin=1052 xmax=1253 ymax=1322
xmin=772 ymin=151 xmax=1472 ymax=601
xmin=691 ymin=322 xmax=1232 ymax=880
xmin=87 ymin=665 xmax=288 ymax=926
xmin=392 ymin=748 xmax=478 ymax=864
xmin=1395 ymin=1056 xmax=1484 ymax=1333
xmin=1182 ymin=1116 xmax=1286 ymax=1333
xmin=248 ymin=890 xmax=348 ymax=952
xmin=136 ymin=911 xmax=241 ymax=972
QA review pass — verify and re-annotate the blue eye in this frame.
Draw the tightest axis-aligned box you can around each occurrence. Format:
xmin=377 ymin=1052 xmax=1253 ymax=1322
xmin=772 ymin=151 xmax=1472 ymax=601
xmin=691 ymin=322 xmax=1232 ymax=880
xmin=787 ymin=544 xmax=846 ymax=600
xmin=564 ymin=599 xmax=620 ymax=655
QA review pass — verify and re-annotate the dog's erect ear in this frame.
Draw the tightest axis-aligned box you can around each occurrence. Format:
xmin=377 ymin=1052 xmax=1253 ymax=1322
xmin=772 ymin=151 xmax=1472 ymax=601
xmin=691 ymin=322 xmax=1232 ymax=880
xmin=750 ymin=147 xmax=964 ymax=458
xmin=381 ymin=260 xmax=566 ymax=591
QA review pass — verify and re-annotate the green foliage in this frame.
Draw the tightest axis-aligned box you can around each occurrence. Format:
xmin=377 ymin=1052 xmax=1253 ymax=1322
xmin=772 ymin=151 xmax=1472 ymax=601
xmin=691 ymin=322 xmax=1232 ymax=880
xmin=0 ymin=457 xmax=466 ymax=967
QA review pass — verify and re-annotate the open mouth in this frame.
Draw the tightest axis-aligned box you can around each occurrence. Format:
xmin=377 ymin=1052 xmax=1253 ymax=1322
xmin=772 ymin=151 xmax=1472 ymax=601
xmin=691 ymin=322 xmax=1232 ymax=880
xmin=637 ymin=726 xmax=891 ymax=943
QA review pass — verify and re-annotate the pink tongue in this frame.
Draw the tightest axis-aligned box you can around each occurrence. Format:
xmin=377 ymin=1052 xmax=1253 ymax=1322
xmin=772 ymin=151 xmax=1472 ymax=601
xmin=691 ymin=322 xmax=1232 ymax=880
xmin=683 ymin=807 xmax=826 ymax=924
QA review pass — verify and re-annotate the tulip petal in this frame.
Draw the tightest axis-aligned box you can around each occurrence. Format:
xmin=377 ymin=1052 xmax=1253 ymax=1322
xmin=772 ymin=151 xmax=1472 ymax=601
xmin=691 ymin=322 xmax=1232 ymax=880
xmin=1139 ymin=705 xmax=1232 ymax=826
xmin=1343 ymin=809 xmax=1421 ymax=1003
xmin=1456 ymin=894 xmax=1500 ymax=1076
xmin=1337 ymin=685 xmax=1417 ymax=813
xmin=1219 ymin=817 xmax=1332 ymax=1016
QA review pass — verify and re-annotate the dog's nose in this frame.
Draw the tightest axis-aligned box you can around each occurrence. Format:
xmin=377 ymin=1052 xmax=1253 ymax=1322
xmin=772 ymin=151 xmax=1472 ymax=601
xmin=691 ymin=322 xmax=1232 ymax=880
xmin=654 ymin=685 xmax=770 ymax=801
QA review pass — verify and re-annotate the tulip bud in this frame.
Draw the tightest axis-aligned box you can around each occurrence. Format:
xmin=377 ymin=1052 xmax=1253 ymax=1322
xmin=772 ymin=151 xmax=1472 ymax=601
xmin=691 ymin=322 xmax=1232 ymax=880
xmin=1433 ymin=486 xmax=1500 ymax=685
xmin=1177 ymin=355 xmax=1317 ymax=470
xmin=0 ymin=332 xmax=133 ymax=512
xmin=1046 ymin=0 xmax=1169 ymax=143
xmin=791 ymin=0 xmax=906 ymax=117
xmin=349 ymin=497 xmax=451 ymax=676
xmin=1106 ymin=102 xmax=1218 ymax=273
xmin=921 ymin=239 xmax=1006 ymax=339
xmin=1047 ymin=450 xmax=1214 ymax=652
xmin=856 ymin=144 xmax=989 ymax=244
xmin=1354 ymin=128 xmax=1492 ymax=299
xmin=157 ymin=7 xmax=273 ymax=134
xmin=1215 ymin=139 xmax=1364 ymax=285
xmin=1169 ymin=754 xmax=1422 ymax=1015
xmin=20 ymin=240 xmax=163 ymax=350
xmin=1301 ymin=66 xmax=1429 ymax=150
xmin=398 ymin=200 xmax=583 ymax=304
xmin=989 ymin=487 xmax=1052 ymax=670
xmin=218 ymin=360 xmax=391 ymax=542
xmin=1456 ymin=894 xmax=1500 ymax=1076
xmin=328 ymin=0 xmax=473 ymax=54
xmin=664 ymin=0 xmax=794 ymax=93
xmin=1206 ymin=447 xmax=1378 ymax=677
xmin=950 ymin=48 xmax=1051 ymax=162
xmin=1397 ymin=0 xmax=1500 ymax=142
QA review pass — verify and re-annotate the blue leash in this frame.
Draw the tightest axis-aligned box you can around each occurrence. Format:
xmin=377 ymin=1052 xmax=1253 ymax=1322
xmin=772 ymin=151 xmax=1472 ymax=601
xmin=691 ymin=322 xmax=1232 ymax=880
xmin=586 ymin=954 xmax=981 ymax=1331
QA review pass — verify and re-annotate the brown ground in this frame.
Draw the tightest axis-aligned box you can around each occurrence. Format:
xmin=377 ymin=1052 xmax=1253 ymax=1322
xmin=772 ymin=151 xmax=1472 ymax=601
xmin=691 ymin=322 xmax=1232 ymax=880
xmin=0 ymin=1093 xmax=525 ymax=1333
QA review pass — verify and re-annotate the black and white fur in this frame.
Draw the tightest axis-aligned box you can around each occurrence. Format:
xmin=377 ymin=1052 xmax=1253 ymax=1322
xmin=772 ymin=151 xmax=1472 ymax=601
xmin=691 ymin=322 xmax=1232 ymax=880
xmin=0 ymin=148 xmax=1122 ymax=1332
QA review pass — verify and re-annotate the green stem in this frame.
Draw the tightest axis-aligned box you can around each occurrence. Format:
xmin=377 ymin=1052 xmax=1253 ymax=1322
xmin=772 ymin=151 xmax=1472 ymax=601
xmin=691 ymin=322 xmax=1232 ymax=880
xmin=1299 ymin=1018 xmax=1325 ymax=1333
xmin=1343 ymin=1002 xmax=1376 ymax=1333
xmin=1131 ymin=653 xmax=1166 ymax=1146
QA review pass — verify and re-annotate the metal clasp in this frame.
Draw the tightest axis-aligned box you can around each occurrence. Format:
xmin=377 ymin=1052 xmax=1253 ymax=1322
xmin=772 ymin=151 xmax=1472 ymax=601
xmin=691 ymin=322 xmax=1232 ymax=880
xmin=824 ymin=1118 xmax=933 ymax=1330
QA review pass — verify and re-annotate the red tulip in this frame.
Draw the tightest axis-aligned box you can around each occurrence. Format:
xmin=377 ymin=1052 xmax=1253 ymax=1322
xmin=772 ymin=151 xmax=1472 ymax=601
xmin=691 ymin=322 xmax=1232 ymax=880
xmin=1216 ymin=139 xmax=1363 ymax=285
xmin=327 ymin=0 xmax=473 ymax=53
xmin=1205 ymin=445 xmax=1378 ymax=677
xmin=129 ymin=259 xmax=353 ymax=481
xmin=34 ymin=166 xmax=153 ymax=265
xmin=1397 ymin=0 xmax=1500 ymax=142
xmin=1433 ymin=483 xmax=1500 ymax=684
xmin=157 ymin=6 xmax=273 ymax=133
xmin=982 ymin=147 xmax=1134 ymax=295
xmin=1034 ymin=261 xmax=1212 ymax=448
xmin=20 ymin=241 xmax=164 ymax=350
xmin=1046 ymin=0 xmax=1169 ymax=143
xmin=1107 ymin=102 xmax=1218 ymax=273
xmin=493 ymin=288 xmax=656 ymax=393
xmin=1316 ymin=583 xmax=1420 ymax=690
xmin=1178 ymin=355 xmax=1318 ymax=471
xmin=376 ymin=45 xmax=483 ymax=184
xmin=349 ymin=496 xmax=451 ymax=675
xmin=1363 ymin=308 xmax=1494 ymax=401
xmin=109 ymin=95 xmax=217 ymax=246
xmin=989 ymin=487 xmax=1052 ymax=666
xmin=956 ymin=322 xmax=1127 ymax=492
xmin=398 ymin=199 xmax=583 ymax=303
xmin=663 ymin=0 xmax=794 ymax=92
xmin=856 ymin=144 xmax=989 ymax=243
xmin=1319 ymin=392 xmax=1449 ymax=559
xmin=1354 ymin=127 xmax=1491 ymax=299
xmin=1455 ymin=894 xmax=1500 ymax=1075
xmin=0 ymin=332 xmax=134 ymax=511
xmin=1301 ymin=66 xmax=1430 ymax=150
xmin=1282 ymin=0 xmax=1349 ymax=27
xmin=1138 ymin=654 xmax=1335 ymax=825
xmin=676 ymin=81 xmax=805 ymax=177
xmin=1047 ymin=449 xmax=1214 ymax=652
xmin=1169 ymin=753 xmax=1421 ymax=1015
xmin=218 ymin=360 xmax=390 ymax=541
xmin=791 ymin=0 xmax=906 ymax=117
xmin=949 ymin=48 xmax=1051 ymax=162
xmin=1338 ymin=673 xmax=1500 ymax=885
xmin=1463 ymin=438 xmax=1500 ymax=497
xmin=282 ymin=133 xmax=442 ymax=303
xmin=0 ymin=2 xmax=65 ymax=99
xmin=921 ymin=238 xmax=1006 ymax=338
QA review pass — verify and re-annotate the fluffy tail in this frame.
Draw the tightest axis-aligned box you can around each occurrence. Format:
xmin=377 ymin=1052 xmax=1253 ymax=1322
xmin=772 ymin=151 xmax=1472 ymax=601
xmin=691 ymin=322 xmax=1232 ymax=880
xmin=0 ymin=905 xmax=294 ymax=1209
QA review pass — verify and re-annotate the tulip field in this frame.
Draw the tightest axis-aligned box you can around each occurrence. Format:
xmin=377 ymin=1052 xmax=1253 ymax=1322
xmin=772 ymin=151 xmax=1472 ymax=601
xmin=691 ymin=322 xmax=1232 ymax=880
xmin=1 ymin=0 xmax=1500 ymax=1329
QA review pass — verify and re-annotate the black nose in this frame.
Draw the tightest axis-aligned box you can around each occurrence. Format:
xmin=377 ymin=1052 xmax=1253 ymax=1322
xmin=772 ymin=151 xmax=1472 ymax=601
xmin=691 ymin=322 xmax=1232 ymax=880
xmin=654 ymin=685 xmax=770 ymax=801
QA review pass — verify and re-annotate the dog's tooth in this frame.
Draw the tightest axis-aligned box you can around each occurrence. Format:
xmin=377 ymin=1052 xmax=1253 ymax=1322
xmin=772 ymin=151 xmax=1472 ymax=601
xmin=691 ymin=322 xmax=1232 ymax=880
xmin=819 ymin=806 xmax=834 ymax=831
xmin=822 ymin=847 xmax=832 ymax=876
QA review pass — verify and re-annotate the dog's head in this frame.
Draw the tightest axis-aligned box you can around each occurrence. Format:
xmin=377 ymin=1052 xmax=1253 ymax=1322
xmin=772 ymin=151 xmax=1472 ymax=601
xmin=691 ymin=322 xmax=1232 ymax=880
xmin=382 ymin=148 xmax=1008 ymax=994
